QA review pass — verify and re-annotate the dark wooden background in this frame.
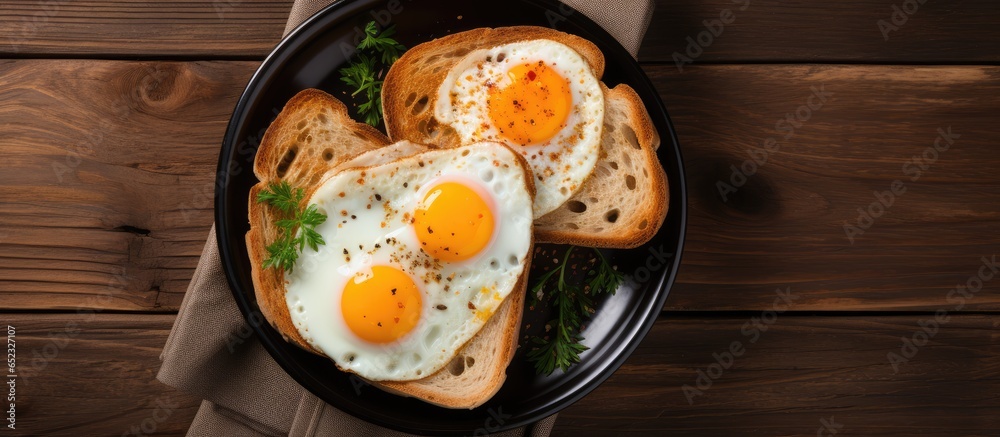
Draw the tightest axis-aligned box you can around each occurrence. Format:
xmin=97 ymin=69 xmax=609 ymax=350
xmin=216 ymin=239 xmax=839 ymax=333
xmin=2 ymin=1 xmax=999 ymax=435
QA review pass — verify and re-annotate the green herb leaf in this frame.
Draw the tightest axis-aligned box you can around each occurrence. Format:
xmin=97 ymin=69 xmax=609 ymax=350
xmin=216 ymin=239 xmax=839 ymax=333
xmin=339 ymin=21 xmax=406 ymax=127
xmin=257 ymin=181 xmax=327 ymax=273
xmin=526 ymin=246 xmax=622 ymax=376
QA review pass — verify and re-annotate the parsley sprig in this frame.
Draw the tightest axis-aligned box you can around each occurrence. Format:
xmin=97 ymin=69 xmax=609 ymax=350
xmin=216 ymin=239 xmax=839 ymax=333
xmin=339 ymin=21 xmax=406 ymax=127
xmin=527 ymin=246 xmax=625 ymax=375
xmin=257 ymin=181 xmax=327 ymax=273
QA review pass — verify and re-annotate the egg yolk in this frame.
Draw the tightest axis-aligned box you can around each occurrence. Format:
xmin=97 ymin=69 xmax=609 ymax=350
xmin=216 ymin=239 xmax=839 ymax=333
xmin=488 ymin=62 xmax=572 ymax=146
xmin=341 ymin=266 xmax=422 ymax=344
xmin=414 ymin=182 xmax=494 ymax=262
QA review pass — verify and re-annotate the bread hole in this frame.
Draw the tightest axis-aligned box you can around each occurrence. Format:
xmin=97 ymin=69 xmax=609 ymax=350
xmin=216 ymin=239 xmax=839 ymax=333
xmin=465 ymin=356 xmax=475 ymax=367
xmin=593 ymin=227 xmax=604 ymax=233
xmin=508 ymin=254 xmax=519 ymax=266
xmin=643 ymin=168 xmax=648 ymax=177
xmin=479 ymin=169 xmax=494 ymax=182
xmin=427 ymin=54 xmax=441 ymax=62
xmin=305 ymin=134 xmax=313 ymax=144
xmin=432 ymin=66 xmax=442 ymax=74
xmin=404 ymin=92 xmax=417 ymax=107
xmin=605 ymin=123 xmax=615 ymax=133
xmin=296 ymin=129 xmax=310 ymax=142
xmin=412 ymin=96 xmax=429 ymax=115
xmin=638 ymin=219 xmax=648 ymax=230
xmin=276 ymin=145 xmax=298 ymax=177
xmin=605 ymin=209 xmax=620 ymax=223
xmin=425 ymin=116 xmax=439 ymax=137
xmin=565 ymin=223 xmax=579 ymax=230
xmin=417 ymin=119 xmax=427 ymax=135
xmin=322 ymin=148 xmax=334 ymax=161
xmin=316 ymin=113 xmax=327 ymax=124
xmin=296 ymin=120 xmax=307 ymax=129
xmin=454 ymin=47 xmax=470 ymax=57
xmin=447 ymin=355 xmax=466 ymax=376
xmin=622 ymin=125 xmax=640 ymax=149
xmin=566 ymin=200 xmax=587 ymax=213
xmin=609 ymin=161 xmax=619 ymax=170
xmin=625 ymin=175 xmax=637 ymax=190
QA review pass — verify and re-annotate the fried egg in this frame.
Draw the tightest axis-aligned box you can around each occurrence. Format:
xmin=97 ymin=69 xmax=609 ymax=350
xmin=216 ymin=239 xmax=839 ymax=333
xmin=434 ymin=39 xmax=604 ymax=218
xmin=284 ymin=142 xmax=533 ymax=381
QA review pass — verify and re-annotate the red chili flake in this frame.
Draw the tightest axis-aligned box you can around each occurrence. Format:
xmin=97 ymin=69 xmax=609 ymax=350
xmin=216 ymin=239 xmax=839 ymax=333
xmin=527 ymin=70 xmax=536 ymax=81
xmin=394 ymin=317 xmax=400 ymax=324
xmin=468 ymin=302 xmax=476 ymax=310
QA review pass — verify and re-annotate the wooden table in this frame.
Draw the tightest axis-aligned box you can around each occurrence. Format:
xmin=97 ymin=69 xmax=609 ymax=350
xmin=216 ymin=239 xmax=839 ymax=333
xmin=3 ymin=1 xmax=999 ymax=435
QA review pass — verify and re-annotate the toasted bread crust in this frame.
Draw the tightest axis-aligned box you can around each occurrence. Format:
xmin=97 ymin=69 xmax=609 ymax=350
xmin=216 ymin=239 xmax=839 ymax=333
xmin=382 ymin=26 xmax=604 ymax=149
xmin=247 ymin=88 xmax=390 ymax=355
xmin=533 ymin=84 xmax=668 ymax=248
xmin=372 ymin=236 xmax=533 ymax=409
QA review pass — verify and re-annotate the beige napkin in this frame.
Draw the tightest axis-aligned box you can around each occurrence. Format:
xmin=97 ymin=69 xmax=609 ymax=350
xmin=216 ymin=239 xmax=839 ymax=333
xmin=159 ymin=1 xmax=653 ymax=435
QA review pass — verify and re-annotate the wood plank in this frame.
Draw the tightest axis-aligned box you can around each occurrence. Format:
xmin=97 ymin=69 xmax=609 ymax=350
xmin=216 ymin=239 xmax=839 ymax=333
xmin=5 ymin=314 xmax=200 ymax=436
xmin=654 ymin=64 xmax=1000 ymax=311
xmin=6 ymin=313 xmax=998 ymax=435
xmin=0 ymin=60 xmax=257 ymax=311
xmin=2 ymin=61 xmax=999 ymax=311
xmin=0 ymin=0 xmax=291 ymax=58
xmin=3 ymin=0 xmax=999 ymax=63
xmin=555 ymin=314 xmax=1000 ymax=436
xmin=641 ymin=0 xmax=1000 ymax=63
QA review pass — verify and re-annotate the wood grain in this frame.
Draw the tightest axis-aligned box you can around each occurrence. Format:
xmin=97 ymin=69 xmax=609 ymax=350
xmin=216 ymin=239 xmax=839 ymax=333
xmin=0 ymin=60 xmax=256 ymax=311
xmin=641 ymin=0 xmax=1000 ymax=64
xmin=660 ymin=64 xmax=1000 ymax=311
xmin=2 ymin=61 xmax=999 ymax=312
xmin=0 ymin=0 xmax=291 ymax=58
xmin=3 ymin=0 xmax=999 ymax=63
xmin=555 ymin=314 xmax=1000 ymax=436
xmin=5 ymin=313 xmax=997 ymax=435
xmin=6 ymin=314 xmax=200 ymax=436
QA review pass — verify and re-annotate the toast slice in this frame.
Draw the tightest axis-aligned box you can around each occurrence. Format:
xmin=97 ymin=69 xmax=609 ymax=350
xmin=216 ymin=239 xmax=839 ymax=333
xmin=247 ymin=89 xmax=531 ymax=408
xmin=381 ymin=26 xmax=604 ymax=149
xmin=247 ymin=88 xmax=390 ymax=355
xmin=373 ymin=237 xmax=532 ymax=409
xmin=534 ymin=84 xmax=668 ymax=248
xmin=382 ymin=26 xmax=667 ymax=248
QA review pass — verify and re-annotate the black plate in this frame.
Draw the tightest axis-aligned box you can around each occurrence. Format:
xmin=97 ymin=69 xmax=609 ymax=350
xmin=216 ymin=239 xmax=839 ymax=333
xmin=215 ymin=0 xmax=686 ymax=434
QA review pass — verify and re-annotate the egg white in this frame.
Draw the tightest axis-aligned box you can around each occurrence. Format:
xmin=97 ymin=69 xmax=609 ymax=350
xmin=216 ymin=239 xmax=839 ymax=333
xmin=434 ymin=39 xmax=604 ymax=218
xmin=284 ymin=142 xmax=533 ymax=381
